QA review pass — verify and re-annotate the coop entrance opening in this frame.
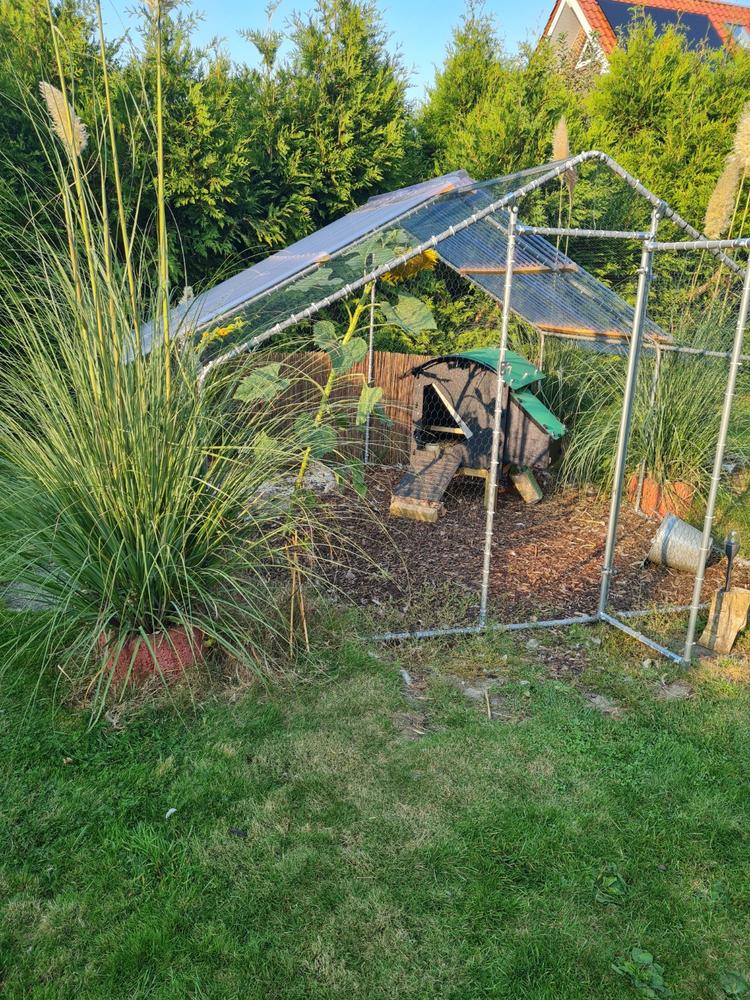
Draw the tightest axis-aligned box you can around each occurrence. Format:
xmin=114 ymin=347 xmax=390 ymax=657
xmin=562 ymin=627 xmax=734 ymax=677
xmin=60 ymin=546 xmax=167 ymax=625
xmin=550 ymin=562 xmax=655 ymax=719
xmin=421 ymin=383 xmax=472 ymax=444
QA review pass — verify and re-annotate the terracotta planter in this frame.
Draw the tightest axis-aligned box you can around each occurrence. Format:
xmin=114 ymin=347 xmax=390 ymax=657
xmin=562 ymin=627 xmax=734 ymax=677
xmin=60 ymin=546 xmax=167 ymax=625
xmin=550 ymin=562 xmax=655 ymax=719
xmin=628 ymin=474 xmax=694 ymax=519
xmin=99 ymin=625 xmax=204 ymax=685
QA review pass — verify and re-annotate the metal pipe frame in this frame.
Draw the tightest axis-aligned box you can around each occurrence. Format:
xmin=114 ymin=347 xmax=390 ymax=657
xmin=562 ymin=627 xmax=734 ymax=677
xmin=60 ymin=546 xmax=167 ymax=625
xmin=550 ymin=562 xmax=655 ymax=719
xmin=197 ymin=149 xmax=745 ymax=388
xmin=519 ymin=225 xmax=651 ymax=240
xmin=536 ymin=328 xmax=750 ymax=363
xmin=634 ymin=344 xmax=662 ymax=514
xmin=598 ymin=207 xmax=661 ymax=615
xmin=650 ymin=238 xmax=750 ymax=252
xmin=538 ymin=330 xmax=546 ymax=371
xmin=479 ymin=205 xmax=518 ymax=627
xmin=191 ymin=152 xmax=750 ymax=666
xmin=683 ymin=253 xmax=750 ymax=661
xmin=370 ymin=604 xmax=704 ymax=644
xmin=363 ymin=279 xmax=377 ymax=465
xmin=598 ymin=612 xmax=685 ymax=665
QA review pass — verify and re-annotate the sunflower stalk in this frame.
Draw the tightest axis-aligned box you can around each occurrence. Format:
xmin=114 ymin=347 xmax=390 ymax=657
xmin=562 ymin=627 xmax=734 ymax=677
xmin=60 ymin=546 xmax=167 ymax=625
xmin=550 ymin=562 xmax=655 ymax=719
xmin=288 ymin=284 xmax=372 ymax=648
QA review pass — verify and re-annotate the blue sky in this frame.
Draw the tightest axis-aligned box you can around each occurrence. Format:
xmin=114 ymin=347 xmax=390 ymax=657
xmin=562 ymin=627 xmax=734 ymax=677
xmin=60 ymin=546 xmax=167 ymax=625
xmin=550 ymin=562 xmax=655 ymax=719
xmin=102 ymin=0 xmax=552 ymax=97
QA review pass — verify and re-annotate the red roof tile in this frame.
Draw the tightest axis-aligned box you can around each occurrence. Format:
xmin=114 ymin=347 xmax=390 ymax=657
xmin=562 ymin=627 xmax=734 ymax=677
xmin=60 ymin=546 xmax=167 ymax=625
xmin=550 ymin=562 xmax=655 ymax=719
xmin=545 ymin=0 xmax=750 ymax=54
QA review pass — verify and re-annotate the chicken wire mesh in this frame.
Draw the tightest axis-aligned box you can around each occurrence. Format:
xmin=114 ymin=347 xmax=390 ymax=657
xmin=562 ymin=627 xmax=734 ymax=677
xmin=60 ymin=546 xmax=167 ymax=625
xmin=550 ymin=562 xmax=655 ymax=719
xmin=170 ymin=153 xmax=750 ymax=660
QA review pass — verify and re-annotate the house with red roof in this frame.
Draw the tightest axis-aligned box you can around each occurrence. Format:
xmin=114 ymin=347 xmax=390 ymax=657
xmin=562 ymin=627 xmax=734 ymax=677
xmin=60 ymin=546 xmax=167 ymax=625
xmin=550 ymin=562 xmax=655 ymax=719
xmin=543 ymin=0 xmax=750 ymax=70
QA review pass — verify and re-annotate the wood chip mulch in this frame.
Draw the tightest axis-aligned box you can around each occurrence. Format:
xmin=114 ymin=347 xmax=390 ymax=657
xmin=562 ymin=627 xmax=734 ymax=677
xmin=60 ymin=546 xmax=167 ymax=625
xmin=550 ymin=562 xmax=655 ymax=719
xmin=319 ymin=467 xmax=748 ymax=629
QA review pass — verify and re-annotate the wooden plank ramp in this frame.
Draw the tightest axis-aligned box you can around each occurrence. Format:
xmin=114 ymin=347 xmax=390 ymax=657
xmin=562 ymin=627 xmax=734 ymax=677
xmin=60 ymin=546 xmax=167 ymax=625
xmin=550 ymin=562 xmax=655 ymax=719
xmin=390 ymin=446 xmax=463 ymax=522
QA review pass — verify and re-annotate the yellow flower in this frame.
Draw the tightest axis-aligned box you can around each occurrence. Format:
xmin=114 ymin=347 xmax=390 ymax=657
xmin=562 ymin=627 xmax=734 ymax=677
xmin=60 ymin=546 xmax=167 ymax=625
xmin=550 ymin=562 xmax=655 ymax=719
xmin=382 ymin=249 xmax=439 ymax=284
xmin=198 ymin=318 xmax=245 ymax=352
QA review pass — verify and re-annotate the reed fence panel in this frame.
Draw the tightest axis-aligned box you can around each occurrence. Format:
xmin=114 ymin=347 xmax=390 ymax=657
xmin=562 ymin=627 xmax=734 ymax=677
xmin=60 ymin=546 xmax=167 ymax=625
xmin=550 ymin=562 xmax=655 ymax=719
xmin=267 ymin=350 xmax=430 ymax=464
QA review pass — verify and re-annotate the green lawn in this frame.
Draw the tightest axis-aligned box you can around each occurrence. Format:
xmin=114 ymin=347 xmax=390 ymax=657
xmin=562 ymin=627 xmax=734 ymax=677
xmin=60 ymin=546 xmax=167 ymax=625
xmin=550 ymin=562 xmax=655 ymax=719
xmin=1 ymin=610 xmax=749 ymax=999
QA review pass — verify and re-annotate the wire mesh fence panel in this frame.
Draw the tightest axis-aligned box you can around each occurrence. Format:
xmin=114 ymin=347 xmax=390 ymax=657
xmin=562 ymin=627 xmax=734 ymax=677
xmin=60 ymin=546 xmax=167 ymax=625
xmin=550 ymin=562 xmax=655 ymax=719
xmin=201 ymin=154 xmax=750 ymax=654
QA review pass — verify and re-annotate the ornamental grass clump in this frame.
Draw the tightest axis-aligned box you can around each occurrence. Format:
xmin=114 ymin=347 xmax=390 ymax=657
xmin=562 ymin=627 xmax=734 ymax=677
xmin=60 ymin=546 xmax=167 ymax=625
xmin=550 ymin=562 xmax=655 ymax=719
xmin=539 ymin=318 xmax=750 ymax=499
xmin=0 ymin=2 xmax=358 ymax=709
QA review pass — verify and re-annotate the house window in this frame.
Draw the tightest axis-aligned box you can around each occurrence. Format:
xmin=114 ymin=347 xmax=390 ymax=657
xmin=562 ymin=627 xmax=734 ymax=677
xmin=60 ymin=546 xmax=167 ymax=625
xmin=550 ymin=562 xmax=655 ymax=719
xmin=728 ymin=23 xmax=750 ymax=48
xmin=576 ymin=37 xmax=599 ymax=68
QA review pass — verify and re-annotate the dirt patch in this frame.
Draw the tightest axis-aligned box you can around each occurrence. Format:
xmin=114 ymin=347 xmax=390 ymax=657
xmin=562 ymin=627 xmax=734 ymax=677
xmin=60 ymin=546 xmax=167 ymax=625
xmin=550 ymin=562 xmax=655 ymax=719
xmin=584 ymin=692 xmax=624 ymax=718
xmin=524 ymin=637 xmax=593 ymax=678
xmin=393 ymin=711 xmax=430 ymax=739
xmin=656 ymin=680 xmax=693 ymax=701
xmin=322 ymin=467 xmax=749 ymax=629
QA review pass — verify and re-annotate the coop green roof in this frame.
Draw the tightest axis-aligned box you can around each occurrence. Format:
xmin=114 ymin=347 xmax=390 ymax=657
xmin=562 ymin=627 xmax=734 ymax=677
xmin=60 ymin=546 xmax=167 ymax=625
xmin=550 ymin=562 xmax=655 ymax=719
xmin=511 ymin=389 xmax=566 ymax=441
xmin=451 ymin=349 xmax=544 ymax=390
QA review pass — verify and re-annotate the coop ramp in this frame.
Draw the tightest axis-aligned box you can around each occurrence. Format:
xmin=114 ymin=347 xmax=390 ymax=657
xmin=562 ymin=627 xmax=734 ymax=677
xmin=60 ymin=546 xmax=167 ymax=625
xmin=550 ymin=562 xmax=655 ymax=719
xmin=390 ymin=445 xmax=465 ymax=522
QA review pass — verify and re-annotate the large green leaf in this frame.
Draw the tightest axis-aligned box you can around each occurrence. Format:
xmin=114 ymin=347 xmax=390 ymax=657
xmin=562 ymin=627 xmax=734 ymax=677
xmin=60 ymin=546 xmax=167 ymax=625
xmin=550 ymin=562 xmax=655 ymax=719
xmin=313 ymin=320 xmax=337 ymax=349
xmin=294 ymin=413 xmax=337 ymax=459
xmin=380 ymin=293 xmax=437 ymax=337
xmin=314 ymin=321 xmax=368 ymax=373
xmin=250 ymin=430 xmax=276 ymax=459
xmin=346 ymin=458 xmax=367 ymax=497
xmin=234 ymin=363 xmax=290 ymax=404
xmin=337 ymin=337 xmax=368 ymax=372
xmin=356 ymin=384 xmax=384 ymax=426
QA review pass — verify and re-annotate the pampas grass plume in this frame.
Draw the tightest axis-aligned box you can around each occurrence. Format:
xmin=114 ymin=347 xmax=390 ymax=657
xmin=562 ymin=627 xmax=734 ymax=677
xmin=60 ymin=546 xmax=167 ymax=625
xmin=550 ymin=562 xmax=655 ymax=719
xmin=733 ymin=101 xmax=750 ymax=172
xmin=553 ymin=115 xmax=577 ymax=198
xmin=553 ymin=115 xmax=569 ymax=162
xmin=704 ymin=154 xmax=741 ymax=239
xmin=145 ymin=0 xmax=179 ymax=13
xmin=39 ymin=81 xmax=88 ymax=158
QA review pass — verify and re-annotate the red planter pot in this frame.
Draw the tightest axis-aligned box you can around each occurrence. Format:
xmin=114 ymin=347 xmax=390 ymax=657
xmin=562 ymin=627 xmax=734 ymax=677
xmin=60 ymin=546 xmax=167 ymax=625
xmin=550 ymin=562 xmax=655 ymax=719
xmin=99 ymin=625 xmax=204 ymax=685
xmin=627 ymin=474 xmax=694 ymax=519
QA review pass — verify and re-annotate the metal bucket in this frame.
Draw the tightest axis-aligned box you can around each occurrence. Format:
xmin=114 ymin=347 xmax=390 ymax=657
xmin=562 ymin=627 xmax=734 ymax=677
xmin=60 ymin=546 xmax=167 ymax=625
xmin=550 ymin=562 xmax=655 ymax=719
xmin=647 ymin=514 xmax=712 ymax=575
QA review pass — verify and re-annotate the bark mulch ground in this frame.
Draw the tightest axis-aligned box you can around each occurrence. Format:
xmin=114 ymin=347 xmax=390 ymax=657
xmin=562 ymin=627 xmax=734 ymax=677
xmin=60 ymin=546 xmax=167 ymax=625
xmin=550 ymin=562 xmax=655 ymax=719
xmin=322 ymin=466 xmax=749 ymax=632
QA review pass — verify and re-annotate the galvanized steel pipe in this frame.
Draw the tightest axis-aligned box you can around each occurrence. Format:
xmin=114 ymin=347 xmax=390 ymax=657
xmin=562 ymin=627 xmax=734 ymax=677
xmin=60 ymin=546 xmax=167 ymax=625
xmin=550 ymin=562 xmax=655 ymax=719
xmin=598 ymin=207 xmax=660 ymax=615
xmin=479 ymin=205 xmax=518 ymax=627
xmin=683 ymin=252 xmax=750 ymax=661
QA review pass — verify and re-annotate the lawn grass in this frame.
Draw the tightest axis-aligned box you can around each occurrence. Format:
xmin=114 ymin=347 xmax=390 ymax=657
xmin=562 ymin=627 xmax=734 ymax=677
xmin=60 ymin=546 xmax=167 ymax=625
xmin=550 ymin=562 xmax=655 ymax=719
xmin=1 ymin=609 xmax=749 ymax=999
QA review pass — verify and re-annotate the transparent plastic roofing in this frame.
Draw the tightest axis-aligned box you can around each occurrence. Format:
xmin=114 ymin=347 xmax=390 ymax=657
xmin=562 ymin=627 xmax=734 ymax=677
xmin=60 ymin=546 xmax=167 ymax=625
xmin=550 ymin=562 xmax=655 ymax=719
xmin=145 ymin=160 xmax=669 ymax=359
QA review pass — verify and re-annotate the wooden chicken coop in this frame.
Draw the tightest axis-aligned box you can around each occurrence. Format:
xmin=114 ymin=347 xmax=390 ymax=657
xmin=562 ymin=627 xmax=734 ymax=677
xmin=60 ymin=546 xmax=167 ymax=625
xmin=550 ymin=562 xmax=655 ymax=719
xmin=390 ymin=349 xmax=566 ymax=522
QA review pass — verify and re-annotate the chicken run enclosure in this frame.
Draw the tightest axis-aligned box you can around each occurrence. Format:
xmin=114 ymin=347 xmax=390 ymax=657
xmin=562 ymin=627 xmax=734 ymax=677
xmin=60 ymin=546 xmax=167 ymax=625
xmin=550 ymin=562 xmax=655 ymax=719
xmin=164 ymin=151 xmax=750 ymax=665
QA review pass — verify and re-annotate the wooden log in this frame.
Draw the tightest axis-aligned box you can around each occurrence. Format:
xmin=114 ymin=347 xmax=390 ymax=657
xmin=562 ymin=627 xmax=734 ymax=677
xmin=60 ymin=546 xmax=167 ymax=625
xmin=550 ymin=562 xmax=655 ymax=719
xmin=699 ymin=587 xmax=750 ymax=654
xmin=425 ymin=425 xmax=466 ymax=436
xmin=510 ymin=466 xmax=543 ymax=504
xmin=389 ymin=496 xmax=444 ymax=523
xmin=536 ymin=324 xmax=672 ymax=345
xmin=536 ymin=324 xmax=628 ymax=339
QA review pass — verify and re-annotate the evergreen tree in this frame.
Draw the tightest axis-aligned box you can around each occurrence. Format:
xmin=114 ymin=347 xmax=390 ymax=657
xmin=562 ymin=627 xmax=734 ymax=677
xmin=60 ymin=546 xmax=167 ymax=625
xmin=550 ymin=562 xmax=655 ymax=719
xmin=417 ymin=3 xmax=580 ymax=180
xmin=288 ymin=0 xmax=414 ymax=224
xmin=119 ymin=10 xmax=252 ymax=286
xmin=587 ymin=18 xmax=750 ymax=225
xmin=233 ymin=9 xmax=317 ymax=255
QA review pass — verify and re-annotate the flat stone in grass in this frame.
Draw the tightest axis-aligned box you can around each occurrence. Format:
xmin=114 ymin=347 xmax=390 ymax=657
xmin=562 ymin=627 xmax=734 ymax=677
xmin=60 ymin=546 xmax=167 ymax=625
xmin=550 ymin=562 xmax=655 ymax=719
xmin=1 ymin=579 xmax=58 ymax=612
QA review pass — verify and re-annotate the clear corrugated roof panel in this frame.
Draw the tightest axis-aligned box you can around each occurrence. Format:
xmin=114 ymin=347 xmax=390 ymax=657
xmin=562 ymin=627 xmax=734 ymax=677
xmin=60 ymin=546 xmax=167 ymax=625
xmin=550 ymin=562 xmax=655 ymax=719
xmin=141 ymin=170 xmax=474 ymax=352
xmin=399 ymin=188 xmax=665 ymax=345
xmin=141 ymin=162 xmax=670 ymax=358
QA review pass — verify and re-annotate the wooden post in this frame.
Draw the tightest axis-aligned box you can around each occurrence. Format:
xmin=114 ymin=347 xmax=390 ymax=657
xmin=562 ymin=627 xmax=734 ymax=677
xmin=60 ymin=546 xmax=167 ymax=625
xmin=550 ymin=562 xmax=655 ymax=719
xmin=699 ymin=588 xmax=750 ymax=654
